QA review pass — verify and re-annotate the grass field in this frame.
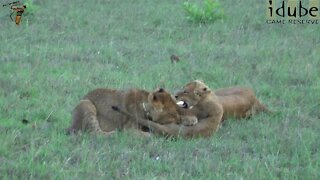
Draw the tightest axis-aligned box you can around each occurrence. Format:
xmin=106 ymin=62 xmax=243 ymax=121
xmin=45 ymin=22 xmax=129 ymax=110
xmin=0 ymin=0 xmax=319 ymax=179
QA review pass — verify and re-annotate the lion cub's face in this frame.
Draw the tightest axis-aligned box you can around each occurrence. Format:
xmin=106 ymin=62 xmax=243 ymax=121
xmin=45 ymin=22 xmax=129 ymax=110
xmin=175 ymin=80 xmax=211 ymax=108
xmin=146 ymin=88 xmax=180 ymax=124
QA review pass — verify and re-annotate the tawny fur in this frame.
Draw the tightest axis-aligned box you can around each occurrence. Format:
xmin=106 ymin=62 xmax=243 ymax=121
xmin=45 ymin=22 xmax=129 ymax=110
xmin=178 ymin=80 xmax=269 ymax=121
xmin=118 ymin=81 xmax=223 ymax=139
xmin=67 ymin=88 xmax=183 ymax=135
xmin=214 ymin=87 xmax=269 ymax=121
xmin=117 ymin=80 xmax=269 ymax=139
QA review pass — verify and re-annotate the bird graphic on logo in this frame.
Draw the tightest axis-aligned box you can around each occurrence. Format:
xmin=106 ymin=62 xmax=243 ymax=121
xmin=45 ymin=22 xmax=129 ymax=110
xmin=2 ymin=1 xmax=27 ymax=25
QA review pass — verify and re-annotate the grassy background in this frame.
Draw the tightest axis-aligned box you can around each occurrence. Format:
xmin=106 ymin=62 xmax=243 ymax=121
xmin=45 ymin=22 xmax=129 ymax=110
xmin=0 ymin=0 xmax=319 ymax=179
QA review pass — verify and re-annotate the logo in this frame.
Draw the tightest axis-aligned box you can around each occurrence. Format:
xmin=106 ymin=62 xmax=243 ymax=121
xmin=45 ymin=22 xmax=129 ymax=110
xmin=2 ymin=1 xmax=27 ymax=25
xmin=266 ymin=0 xmax=320 ymax=25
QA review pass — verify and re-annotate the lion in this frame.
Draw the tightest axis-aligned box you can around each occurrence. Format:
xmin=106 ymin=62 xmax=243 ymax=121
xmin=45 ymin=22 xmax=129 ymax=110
xmin=113 ymin=81 xmax=223 ymax=139
xmin=67 ymin=88 xmax=191 ymax=136
xmin=177 ymin=80 xmax=269 ymax=121
xmin=214 ymin=87 xmax=269 ymax=120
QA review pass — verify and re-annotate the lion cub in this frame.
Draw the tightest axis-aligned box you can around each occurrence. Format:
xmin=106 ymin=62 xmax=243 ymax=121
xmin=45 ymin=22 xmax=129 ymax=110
xmin=178 ymin=80 xmax=269 ymax=121
xmin=67 ymin=88 xmax=184 ymax=135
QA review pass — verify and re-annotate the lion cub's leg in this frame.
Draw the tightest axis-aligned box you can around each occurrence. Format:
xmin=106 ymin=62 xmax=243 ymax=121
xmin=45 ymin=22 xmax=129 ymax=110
xmin=67 ymin=99 xmax=104 ymax=135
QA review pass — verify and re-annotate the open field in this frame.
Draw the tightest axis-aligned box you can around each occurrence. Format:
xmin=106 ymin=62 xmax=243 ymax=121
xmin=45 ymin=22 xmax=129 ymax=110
xmin=0 ymin=0 xmax=319 ymax=179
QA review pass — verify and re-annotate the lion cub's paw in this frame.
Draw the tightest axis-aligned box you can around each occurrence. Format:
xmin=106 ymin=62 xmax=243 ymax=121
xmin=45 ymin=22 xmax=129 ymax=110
xmin=180 ymin=116 xmax=198 ymax=126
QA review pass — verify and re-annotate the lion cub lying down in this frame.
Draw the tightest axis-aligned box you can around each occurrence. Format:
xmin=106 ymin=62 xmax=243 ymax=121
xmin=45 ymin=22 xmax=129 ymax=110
xmin=177 ymin=80 xmax=269 ymax=121
xmin=67 ymin=88 xmax=196 ymax=135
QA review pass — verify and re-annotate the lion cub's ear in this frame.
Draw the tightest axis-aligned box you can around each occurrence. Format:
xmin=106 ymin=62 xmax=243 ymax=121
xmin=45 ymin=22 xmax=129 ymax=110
xmin=194 ymin=79 xmax=204 ymax=83
xmin=149 ymin=92 xmax=164 ymax=110
xmin=194 ymin=87 xmax=211 ymax=97
xmin=157 ymin=88 xmax=165 ymax=93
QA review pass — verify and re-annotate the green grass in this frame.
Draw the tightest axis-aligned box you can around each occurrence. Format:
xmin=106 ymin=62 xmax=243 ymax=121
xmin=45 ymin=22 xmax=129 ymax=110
xmin=0 ymin=0 xmax=319 ymax=179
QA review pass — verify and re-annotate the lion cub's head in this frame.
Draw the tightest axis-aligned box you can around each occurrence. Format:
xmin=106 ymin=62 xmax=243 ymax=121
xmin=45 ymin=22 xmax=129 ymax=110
xmin=146 ymin=88 xmax=180 ymax=124
xmin=175 ymin=80 xmax=212 ymax=108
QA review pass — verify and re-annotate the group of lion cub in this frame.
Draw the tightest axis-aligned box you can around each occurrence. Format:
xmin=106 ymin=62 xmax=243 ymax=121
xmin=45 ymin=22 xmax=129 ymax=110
xmin=67 ymin=80 xmax=268 ymax=139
